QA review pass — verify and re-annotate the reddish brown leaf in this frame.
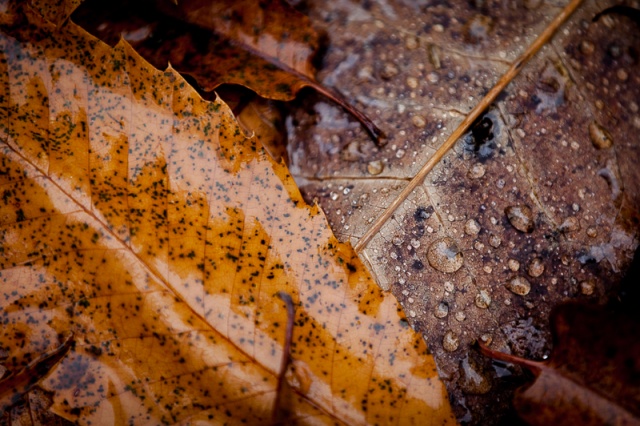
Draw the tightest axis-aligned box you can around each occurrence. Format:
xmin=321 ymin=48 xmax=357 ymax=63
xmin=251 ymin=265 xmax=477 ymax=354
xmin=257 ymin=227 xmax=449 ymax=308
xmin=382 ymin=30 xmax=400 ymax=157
xmin=480 ymin=302 xmax=640 ymax=425
xmin=72 ymin=0 xmax=384 ymax=142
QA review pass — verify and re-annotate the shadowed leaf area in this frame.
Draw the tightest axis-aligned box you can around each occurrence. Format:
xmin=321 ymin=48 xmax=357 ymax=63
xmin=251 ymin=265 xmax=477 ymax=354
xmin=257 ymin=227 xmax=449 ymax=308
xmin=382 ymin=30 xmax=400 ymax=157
xmin=72 ymin=0 xmax=384 ymax=141
xmin=0 ymin=1 xmax=454 ymax=424
xmin=480 ymin=294 xmax=640 ymax=426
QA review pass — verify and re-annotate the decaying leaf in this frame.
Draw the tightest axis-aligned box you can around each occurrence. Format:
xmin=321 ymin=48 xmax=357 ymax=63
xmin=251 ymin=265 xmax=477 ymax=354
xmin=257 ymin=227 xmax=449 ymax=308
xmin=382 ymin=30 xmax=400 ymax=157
xmin=71 ymin=0 xmax=383 ymax=141
xmin=1 ymin=386 xmax=74 ymax=426
xmin=286 ymin=0 xmax=640 ymax=422
xmin=0 ymin=2 xmax=455 ymax=424
xmin=479 ymin=302 xmax=640 ymax=426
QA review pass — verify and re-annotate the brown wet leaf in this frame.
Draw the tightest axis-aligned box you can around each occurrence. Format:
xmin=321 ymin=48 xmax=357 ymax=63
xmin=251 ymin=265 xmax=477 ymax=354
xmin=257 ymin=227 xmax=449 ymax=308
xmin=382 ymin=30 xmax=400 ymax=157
xmin=286 ymin=0 xmax=640 ymax=423
xmin=0 ymin=2 xmax=455 ymax=424
xmin=71 ymin=0 xmax=384 ymax=141
xmin=479 ymin=302 xmax=640 ymax=426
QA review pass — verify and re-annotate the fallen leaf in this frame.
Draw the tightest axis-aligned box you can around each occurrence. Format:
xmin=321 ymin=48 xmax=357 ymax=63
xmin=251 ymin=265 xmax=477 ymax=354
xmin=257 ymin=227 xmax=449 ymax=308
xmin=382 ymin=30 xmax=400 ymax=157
xmin=479 ymin=302 xmax=640 ymax=426
xmin=1 ymin=386 xmax=74 ymax=426
xmin=72 ymin=0 xmax=384 ymax=141
xmin=285 ymin=0 xmax=640 ymax=422
xmin=0 ymin=2 xmax=455 ymax=425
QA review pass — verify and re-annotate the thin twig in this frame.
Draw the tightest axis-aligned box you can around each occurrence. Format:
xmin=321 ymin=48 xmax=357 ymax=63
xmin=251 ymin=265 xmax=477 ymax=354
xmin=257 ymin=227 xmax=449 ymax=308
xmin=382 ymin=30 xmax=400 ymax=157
xmin=354 ymin=0 xmax=584 ymax=254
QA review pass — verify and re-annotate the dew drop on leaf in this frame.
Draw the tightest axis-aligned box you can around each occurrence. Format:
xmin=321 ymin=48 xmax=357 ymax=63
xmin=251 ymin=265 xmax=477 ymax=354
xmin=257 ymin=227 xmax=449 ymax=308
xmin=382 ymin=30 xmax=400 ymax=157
xmin=458 ymin=355 xmax=492 ymax=395
xmin=589 ymin=121 xmax=614 ymax=149
xmin=427 ymin=237 xmax=464 ymax=273
xmin=505 ymin=276 xmax=532 ymax=296
xmin=580 ymin=280 xmax=596 ymax=295
xmin=464 ymin=219 xmax=481 ymax=236
xmin=505 ymin=205 xmax=535 ymax=233
xmin=527 ymin=257 xmax=545 ymax=278
xmin=475 ymin=290 xmax=492 ymax=309
xmin=435 ymin=302 xmax=449 ymax=318
xmin=443 ymin=330 xmax=460 ymax=352
xmin=367 ymin=160 xmax=384 ymax=175
xmin=467 ymin=163 xmax=486 ymax=179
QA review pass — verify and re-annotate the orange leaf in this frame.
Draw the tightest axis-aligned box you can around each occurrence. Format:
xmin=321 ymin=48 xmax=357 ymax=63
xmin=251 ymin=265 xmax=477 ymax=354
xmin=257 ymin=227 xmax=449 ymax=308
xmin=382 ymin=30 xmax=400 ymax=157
xmin=0 ymin=3 xmax=454 ymax=424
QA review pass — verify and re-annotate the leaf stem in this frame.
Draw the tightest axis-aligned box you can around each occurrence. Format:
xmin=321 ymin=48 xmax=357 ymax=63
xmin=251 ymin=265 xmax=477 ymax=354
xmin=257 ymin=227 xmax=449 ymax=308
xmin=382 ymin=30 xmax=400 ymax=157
xmin=478 ymin=342 xmax=543 ymax=375
xmin=310 ymin=82 xmax=386 ymax=144
xmin=354 ymin=0 xmax=584 ymax=254
xmin=272 ymin=291 xmax=295 ymax=424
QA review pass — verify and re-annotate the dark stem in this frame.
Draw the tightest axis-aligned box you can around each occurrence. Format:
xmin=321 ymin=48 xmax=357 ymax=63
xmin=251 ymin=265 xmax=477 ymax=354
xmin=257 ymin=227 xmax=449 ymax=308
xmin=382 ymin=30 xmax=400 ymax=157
xmin=272 ymin=292 xmax=295 ymax=425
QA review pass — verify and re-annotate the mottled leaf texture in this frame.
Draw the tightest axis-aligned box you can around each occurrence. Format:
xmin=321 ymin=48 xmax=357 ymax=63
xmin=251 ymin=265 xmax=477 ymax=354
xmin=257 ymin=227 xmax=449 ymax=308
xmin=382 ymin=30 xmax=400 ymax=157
xmin=480 ymin=302 xmax=640 ymax=426
xmin=0 ymin=2 xmax=455 ymax=425
xmin=286 ymin=0 xmax=640 ymax=423
xmin=71 ymin=0 xmax=383 ymax=141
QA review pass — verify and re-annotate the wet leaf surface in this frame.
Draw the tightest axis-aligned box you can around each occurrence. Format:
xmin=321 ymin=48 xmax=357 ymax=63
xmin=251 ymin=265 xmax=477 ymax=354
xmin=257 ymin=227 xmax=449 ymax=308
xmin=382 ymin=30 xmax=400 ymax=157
xmin=0 ymin=2 xmax=455 ymax=424
xmin=286 ymin=0 xmax=640 ymax=422
xmin=480 ymin=300 xmax=640 ymax=426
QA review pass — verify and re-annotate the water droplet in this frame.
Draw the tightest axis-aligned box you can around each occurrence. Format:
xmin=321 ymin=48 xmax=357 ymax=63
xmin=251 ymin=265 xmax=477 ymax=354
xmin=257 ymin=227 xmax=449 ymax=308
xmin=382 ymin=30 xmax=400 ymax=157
xmin=410 ymin=239 xmax=421 ymax=248
xmin=343 ymin=187 xmax=351 ymax=195
xmin=467 ymin=163 xmax=486 ymax=179
xmin=412 ymin=115 xmax=426 ymax=128
xmin=580 ymin=40 xmax=595 ymax=55
xmin=505 ymin=205 xmax=534 ymax=233
xmin=427 ymin=237 xmax=464 ymax=273
xmin=488 ymin=234 xmax=501 ymax=248
xmin=406 ymin=76 xmax=419 ymax=89
xmin=560 ymin=216 xmax=580 ymax=233
xmin=330 ymin=192 xmax=339 ymax=201
xmin=405 ymin=36 xmax=418 ymax=50
xmin=480 ymin=334 xmax=492 ymax=345
xmin=395 ymin=149 xmax=406 ymax=158
xmin=458 ymin=355 xmax=492 ymax=394
xmin=527 ymin=257 xmax=544 ymax=277
xmin=435 ymin=302 xmax=449 ymax=318
xmin=427 ymin=71 xmax=439 ymax=83
xmin=380 ymin=62 xmax=399 ymax=79
xmin=589 ymin=121 xmax=613 ymax=149
xmin=580 ymin=280 xmax=595 ymax=295
xmin=505 ymin=276 xmax=531 ymax=296
xmin=392 ymin=237 xmax=403 ymax=246
xmin=367 ymin=160 xmax=384 ymax=175
xmin=475 ymin=290 xmax=492 ymax=309
xmin=617 ymin=68 xmax=628 ymax=82
xmin=464 ymin=219 xmax=481 ymax=236
xmin=443 ymin=330 xmax=460 ymax=352
xmin=507 ymin=259 xmax=520 ymax=272
xmin=586 ymin=226 xmax=597 ymax=238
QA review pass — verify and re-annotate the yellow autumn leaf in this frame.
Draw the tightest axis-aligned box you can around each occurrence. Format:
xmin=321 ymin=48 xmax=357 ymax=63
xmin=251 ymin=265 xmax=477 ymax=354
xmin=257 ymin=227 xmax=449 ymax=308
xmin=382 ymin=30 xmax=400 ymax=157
xmin=0 ymin=3 xmax=455 ymax=425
